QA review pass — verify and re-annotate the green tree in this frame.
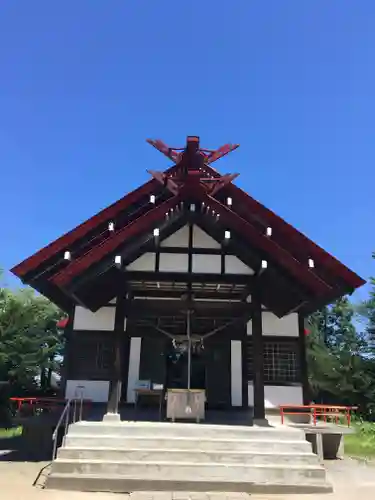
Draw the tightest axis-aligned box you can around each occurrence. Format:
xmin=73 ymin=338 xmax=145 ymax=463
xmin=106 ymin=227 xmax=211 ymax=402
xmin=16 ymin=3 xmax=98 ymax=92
xmin=307 ymin=296 xmax=375 ymax=416
xmin=358 ymin=252 xmax=375 ymax=349
xmin=0 ymin=274 xmax=63 ymax=394
xmin=306 ymin=306 xmax=341 ymax=399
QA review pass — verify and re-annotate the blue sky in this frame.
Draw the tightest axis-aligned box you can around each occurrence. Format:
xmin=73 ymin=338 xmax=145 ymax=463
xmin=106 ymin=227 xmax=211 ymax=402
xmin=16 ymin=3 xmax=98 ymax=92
xmin=0 ymin=1 xmax=373 ymax=301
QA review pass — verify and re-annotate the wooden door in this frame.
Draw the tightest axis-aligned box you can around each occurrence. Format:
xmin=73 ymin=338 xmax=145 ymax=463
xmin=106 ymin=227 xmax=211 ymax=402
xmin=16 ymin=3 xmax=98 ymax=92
xmin=139 ymin=337 xmax=167 ymax=390
xmin=205 ymin=339 xmax=231 ymax=409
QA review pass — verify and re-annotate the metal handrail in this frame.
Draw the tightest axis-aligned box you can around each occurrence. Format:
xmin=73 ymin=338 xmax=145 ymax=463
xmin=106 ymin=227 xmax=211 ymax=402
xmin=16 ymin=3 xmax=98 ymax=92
xmin=52 ymin=389 xmax=85 ymax=460
xmin=52 ymin=398 xmax=72 ymax=460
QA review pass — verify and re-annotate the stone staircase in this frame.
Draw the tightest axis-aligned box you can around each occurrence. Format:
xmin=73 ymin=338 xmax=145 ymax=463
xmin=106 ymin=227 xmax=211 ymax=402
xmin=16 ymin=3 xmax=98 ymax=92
xmin=46 ymin=420 xmax=332 ymax=494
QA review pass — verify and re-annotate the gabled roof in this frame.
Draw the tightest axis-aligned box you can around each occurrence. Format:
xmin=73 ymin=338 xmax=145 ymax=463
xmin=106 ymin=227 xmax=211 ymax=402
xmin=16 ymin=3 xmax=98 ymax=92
xmin=11 ymin=136 xmax=365 ymax=315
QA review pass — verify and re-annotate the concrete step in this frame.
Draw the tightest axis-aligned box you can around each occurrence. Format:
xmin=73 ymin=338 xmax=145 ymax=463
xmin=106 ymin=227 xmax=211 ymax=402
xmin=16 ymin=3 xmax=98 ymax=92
xmin=64 ymin=434 xmax=313 ymax=453
xmin=57 ymin=447 xmax=318 ymax=465
xmin=47 ymin=421 xmax=331 ymax=494
xmin=50 ymin=459 xmax=327 ymax=486
xmin=46 ymin=473 xmax=333 ymax=494
xmin=68 ymin=421 xmax=305 ymax=441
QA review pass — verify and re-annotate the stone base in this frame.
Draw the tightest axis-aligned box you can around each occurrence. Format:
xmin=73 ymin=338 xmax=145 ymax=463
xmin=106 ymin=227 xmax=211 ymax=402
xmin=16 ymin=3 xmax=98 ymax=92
xmin=253 ymin=418 xmax=271 ymax=427
xmin=307 ymin=432 xmax=344 ymax=460
xmin=102 ymin=413 xmax=121 ymax=422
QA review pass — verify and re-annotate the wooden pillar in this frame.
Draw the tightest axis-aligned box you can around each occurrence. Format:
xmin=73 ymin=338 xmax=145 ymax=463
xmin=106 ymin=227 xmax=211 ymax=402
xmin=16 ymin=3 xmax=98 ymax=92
xmin=107 ymin=294 xmax=128 ymax=415
xmin=241 ymin=324 xmax=249 ymax=409
xmin=298 ymin=312 xmax=310 ymax=405
xmin=252 ymin=289 xmax=265 ymax=421
xmin=121 ymin=317 xmax=131 ymax=402
xmin=59 ymin=307 xmax=75 ymax=398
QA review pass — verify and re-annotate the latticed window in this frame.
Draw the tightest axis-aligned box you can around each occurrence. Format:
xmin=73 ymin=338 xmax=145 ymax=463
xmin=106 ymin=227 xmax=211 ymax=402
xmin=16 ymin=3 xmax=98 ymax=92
xmin=247 ymin=339 xmax=300 ymax=383
xmin=71 ymin=335 xmax=114 ymax=379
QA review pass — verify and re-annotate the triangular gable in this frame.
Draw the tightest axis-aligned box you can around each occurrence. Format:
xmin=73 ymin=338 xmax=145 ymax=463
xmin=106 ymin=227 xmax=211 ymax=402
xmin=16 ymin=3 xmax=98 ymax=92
xmin=160 ymin=224 xmax=221 ymax=249
xmin=126 ymin=252 xmax=155 ymax=272
xmin=225 ymin=255 xmax=254 ymax=275
xmin=193 ymin=225 xmax=221 ymax=249
xmin=160 ymin=225 xmax=189 ymax=248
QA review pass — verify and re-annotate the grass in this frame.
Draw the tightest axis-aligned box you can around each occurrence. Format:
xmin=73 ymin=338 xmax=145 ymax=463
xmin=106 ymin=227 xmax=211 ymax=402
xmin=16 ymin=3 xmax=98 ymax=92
xmin=345 ymin=422 xmax=375 ymax=458
xmin=0 ymin=427 xmax=22 ymax=439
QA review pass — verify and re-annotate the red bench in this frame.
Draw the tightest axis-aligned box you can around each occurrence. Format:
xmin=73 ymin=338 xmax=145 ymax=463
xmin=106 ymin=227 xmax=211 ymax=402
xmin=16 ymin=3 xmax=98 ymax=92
xmin=10 ymin=397 xmax=91 ymax=416
xmin=279 ymin=404 xmax=357 ymax=427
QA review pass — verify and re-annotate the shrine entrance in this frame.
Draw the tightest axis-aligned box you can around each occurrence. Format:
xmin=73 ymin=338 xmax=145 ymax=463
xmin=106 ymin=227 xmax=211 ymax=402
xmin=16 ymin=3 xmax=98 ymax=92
xmin=165 ymin=339 xmax=206 ymax=391
xmin=131 ymin=309 xmax=238 ymax=410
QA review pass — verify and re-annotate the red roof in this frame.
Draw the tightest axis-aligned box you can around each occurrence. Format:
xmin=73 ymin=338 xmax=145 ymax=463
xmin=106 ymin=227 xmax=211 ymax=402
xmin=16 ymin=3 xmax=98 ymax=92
xmin=11 ymin=136 xmax=365 ymax=315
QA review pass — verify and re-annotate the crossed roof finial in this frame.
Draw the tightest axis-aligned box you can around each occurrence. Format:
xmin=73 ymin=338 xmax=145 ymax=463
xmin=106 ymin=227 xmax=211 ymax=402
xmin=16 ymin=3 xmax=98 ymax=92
xmin=146 ymin=136 xmax=240 ymax=196
xmin=146 ymin=136 xmax=240 ymax=166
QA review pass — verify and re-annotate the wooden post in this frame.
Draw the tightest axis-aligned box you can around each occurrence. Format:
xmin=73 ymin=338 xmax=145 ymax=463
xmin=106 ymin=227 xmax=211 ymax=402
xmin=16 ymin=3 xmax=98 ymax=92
xmin=187 ymin=309 xmax=192 ymax=390
xmin=298 ymin=313 xmax=310 ymax=405
xmin=59 ymin=307 xmax=75 ymax=399
xmin=252 ymin=288 xmax=266 ymax=422
xmin=106 ymin=293 xmax=128 ymax=416
xmin=241 ymin=321 xmax=249 ymax=409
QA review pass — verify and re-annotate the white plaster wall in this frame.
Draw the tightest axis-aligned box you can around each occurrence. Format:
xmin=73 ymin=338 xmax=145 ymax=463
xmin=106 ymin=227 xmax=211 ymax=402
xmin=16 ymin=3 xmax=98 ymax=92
xmin=73 ymin=306 xmax=115 ymax=331
xmin=262 ymin=312 xmax=299 ymax=337
xmin=161 ymin=225 xmax=189 ymax=247
xmin=193 ymin=225 xmax=221 ymax=249
xmin=247 ymin=312 xmax=299 ymax=337
xmin=159 ymin=253 xmax=189 ymax=272
xmin=65 ymin=380 xmax=110 ymax=403
xmin=248 ymin=383 xmax=254 ymax=407
xmin=231 ymin=340 xmax=242 ymax=406
xmin=248 ymin=382 xmax=303 ymax=409
xmin=127 ymin=337 xmax=142 ymax=403
xmin=192 ymin=254 xmax=221 ymax=273
xmin=126 ymin=252 xmax=155 ymax=272
xmin=225 ymin=255 xmax=254 ymax=275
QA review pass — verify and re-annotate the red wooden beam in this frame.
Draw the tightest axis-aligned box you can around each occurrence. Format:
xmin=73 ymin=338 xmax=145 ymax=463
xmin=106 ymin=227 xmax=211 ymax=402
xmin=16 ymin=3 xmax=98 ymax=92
xmin=198 ymin=191 xmax=332 ymax=296
xmin=146 ymin=139 xmax=181 ymax=163
xmin=147 ymin=170 xmax=179 ymax=195
xmin=224 ymin=183 xmax=365 ymax=290
xmin=11 ymin=162 xmax=183 ymax=279
xmin=209 ymin=173 xmax=240 ymax=196
xmin=207 ymin=143 xmax=240 ymax=164
xmin=194 ymin=160 xmax=364 ymax=290
xmin=11 ymin=180 xmax=156 ymax=278
xmin=51 ymin=195 xmax=181 ymax=287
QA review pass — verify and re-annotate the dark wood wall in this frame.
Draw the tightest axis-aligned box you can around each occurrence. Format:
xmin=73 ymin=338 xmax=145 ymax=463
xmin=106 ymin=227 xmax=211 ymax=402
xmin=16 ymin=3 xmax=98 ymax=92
xmin=64 ymin=314 xmax=305 ymax=407
xmin=67 ymin=331 xmax=115 ymax=381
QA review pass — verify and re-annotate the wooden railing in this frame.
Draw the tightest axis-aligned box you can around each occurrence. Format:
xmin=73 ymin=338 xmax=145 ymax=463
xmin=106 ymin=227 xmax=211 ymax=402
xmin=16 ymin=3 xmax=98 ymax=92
xmin=10 ymin=397 xmax=91 ymax=417
xmin=279 ymin=404 xmax=357 ymax=427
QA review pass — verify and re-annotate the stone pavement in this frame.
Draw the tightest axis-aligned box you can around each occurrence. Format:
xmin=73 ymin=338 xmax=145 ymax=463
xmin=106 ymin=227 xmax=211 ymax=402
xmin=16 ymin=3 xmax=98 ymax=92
xmin=1 ymin=459 xmax=375 ymax=500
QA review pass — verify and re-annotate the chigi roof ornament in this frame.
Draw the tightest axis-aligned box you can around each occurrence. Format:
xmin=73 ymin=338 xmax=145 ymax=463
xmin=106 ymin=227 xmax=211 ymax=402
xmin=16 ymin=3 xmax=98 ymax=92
xmin=147 ymin=136 xmax=240 ymax=197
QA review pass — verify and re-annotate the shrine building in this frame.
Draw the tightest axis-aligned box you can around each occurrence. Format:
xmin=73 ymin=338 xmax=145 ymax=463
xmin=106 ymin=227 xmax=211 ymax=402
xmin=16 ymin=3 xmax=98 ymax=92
xmin=11 ymin=136 xmax=365 ymax=422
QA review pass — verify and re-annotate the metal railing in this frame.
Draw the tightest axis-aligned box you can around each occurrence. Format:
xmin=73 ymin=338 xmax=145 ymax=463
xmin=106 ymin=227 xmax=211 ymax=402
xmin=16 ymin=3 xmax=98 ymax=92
xmin=52 ymin=388 xmax=85 ymax=460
